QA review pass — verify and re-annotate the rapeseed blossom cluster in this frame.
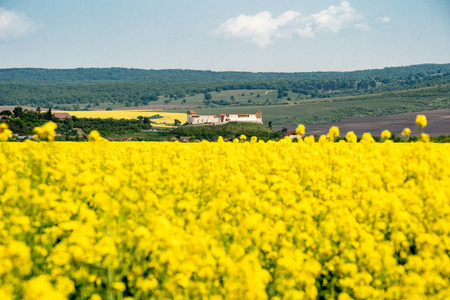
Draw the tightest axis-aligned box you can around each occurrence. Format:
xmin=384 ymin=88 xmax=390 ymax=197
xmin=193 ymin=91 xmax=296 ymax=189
xmin=0 ymin=123 xmax=13 ymax=142
xmin=295 ymin=124 xmax=305 ymax=136
xmin=0 ymin=119 xmax=449 ymax=299
xmin=381 ymin=130 xmax=391 ymax=140
xmin=33 ymin=121 xmax=57 ymax=141
xmin=402 ymin=128 xmax=411 ymax=137
xmin=87 ymin=130 xmax=105 ymax=142
xmin=415 ymin=115 xmax=427 ymax=128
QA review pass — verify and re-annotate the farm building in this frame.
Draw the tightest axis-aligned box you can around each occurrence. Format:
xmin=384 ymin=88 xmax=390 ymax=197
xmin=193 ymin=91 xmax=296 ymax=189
xmin=186 ymin=110 xmax=262 ymax=124
xmin=53 ymin=112 xmax=72 ymax=119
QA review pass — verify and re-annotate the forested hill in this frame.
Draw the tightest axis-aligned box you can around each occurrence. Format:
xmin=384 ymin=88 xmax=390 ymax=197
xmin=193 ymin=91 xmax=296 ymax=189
xmin=1 ymin=64 xmax=449 ymax=84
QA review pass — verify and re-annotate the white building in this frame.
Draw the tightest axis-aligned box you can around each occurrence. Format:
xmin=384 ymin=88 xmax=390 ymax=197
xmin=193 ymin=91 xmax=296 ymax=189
xmin=187 ymin=110 xmax=263 ymax=125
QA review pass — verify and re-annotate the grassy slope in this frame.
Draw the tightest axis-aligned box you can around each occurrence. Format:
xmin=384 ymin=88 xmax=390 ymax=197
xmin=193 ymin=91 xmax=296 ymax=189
xmin=171 ymin=85 xmax=450 ymax=126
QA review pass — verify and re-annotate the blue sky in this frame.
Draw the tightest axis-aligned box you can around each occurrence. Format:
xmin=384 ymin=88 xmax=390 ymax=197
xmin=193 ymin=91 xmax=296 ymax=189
xmin=1 ymin=0 xmax=449 ymax=72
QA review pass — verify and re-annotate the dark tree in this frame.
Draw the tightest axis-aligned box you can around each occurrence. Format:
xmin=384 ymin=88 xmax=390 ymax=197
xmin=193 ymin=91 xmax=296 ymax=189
xmin=45 ymin=108 xmax=53 ymax=120
xmin=0 ymin=110 xmax=12 ymax=116
xmin=204 ymin=93 xmax=212 ymax=100
xmin=13 ymin=107 xmax=23 ymax=118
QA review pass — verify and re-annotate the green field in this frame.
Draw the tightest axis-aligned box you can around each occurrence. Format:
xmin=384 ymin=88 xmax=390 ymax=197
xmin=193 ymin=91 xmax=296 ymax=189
xmin=1 ymin=65 xmax=449 ymax=126
xmin=141 ymin=89 xmax=290 ymax=107
xmin=172 ymin=85 xmax=450 ymax=126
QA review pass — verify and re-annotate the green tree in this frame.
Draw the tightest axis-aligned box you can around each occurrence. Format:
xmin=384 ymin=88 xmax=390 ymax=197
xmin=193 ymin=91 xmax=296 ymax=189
xmin=45 ymin=108 xmax=53 ymax=120
xmin=204 ymin=93 xmax=212 ymax=100
xmin=13 ymin=107 xmax=24 ymax=118
xmin=0 ymin=110 xmax=12 ymax=116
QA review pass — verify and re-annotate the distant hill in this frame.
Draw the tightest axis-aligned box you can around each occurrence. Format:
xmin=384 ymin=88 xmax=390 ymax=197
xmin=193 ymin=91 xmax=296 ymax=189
xmin=0 ymin=64 xmax=449 ymax=84
xmin=1 ymin=64 xmax=449 ymax=127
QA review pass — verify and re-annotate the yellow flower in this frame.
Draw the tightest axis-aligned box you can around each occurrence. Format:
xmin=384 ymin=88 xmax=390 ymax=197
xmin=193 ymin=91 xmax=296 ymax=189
xmin=345 ymin=131 xmax=357 ymax=143
xmin=90 ymin=294 xmax=102 ymax=300
xmin=33 ymin=121 xmax=57 ymax=141
xmin=415 ymin=115 xmax=427 ymax=128
xmin=112 ymin=282 xmax=126 ymax=292
xmin=360 ymin=132 xmax=374 ymax=143
xmin=420 ymin=133 xmax=430 ymax=143
xmin=239 ymin=134 xmax=247 ymax=141
xmin=304 ymin=135 xmax=315 ymax=143
xmin=0 ymin=287 xmax=12 ymax=300
xmin=24 ymin=275 xmax=65 ymax=300
xmin=318 ymin=135 xmax=327 ymax=143
xmin=0 ymin=123 xmax=12 ymax=142
xmin=327 ymin=126 xmax=339 ymax=139
xmin=88 ymin=130 xmax=104 ymax=142
xmin=1 ymin=132 xmax=449 ymax=299
xmin=295 ymin=124 xmax=305 ymax=136
xmin=401 ymin=128 xmax=411 ymax=137
xmin=381 ymin=130 xmax=391 ymax=140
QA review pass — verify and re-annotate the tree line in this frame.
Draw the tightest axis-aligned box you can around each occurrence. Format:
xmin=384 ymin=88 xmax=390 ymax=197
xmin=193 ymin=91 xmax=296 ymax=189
xmin=1 ymin=107 xmax=152 ymax=138
xmin=1 ymin=64 xmax=448 ymax=84
xmin=0 ymin=64 xmax=448 ymax=109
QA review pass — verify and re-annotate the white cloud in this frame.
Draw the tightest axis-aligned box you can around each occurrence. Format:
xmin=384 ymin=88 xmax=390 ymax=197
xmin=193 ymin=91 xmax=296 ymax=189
xmin=313 ymin=1 xmax=365 ymax=33
xmin=0 ymin=7 xmax=34 ymax=40
xmin=218 ymin=10 xmax=300 ymax=47
xmin=354 ymin=22 xmax=370 ymax=31
xmin=297 ymin=24 xmax=315 ymax=38
xmin=378 ymin=16 xmax=390 ymax=23
xmin=217 ymin=1 xmax=383 ymax=47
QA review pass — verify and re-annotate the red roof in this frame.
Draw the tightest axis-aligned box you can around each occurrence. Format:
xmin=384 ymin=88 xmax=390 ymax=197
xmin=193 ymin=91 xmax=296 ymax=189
xmin=220 ymin=113 xmax=226 ymax=117
xmin=53 ymin=112 xmax=71 ymax=119
xmin=187 ymin=110 xmax=196 ymax=114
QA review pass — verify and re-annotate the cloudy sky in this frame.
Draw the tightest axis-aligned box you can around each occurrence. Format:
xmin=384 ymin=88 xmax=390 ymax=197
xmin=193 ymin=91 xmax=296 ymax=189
xmin=1 ymin=0 xmax=449 ymax=72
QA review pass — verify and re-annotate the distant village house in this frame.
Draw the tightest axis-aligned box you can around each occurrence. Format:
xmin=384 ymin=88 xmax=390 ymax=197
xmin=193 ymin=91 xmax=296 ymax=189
xmin=186 ymin=110 xmax=262 ymax=125
xmin=53 ymin=112 xmax=72 ymax=119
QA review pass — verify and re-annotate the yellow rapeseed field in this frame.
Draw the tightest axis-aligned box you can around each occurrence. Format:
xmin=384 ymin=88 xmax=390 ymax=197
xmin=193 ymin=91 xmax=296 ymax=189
xmin=55 ymin=110 xmax=187 ymax=126
xmin=1 ymin=120 xmax=449 ymax=299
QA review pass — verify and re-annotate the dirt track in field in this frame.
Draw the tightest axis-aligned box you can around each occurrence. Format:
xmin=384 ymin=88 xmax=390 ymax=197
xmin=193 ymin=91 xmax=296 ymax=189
xmin=114 ymin=104 xmax=201 ymax=110
xmin=0 ymin=104 xmax=201 ymax=112
xmin=275 ymin=109 xmax=450 ymax=137
xmin=0 ymin=106 xmax=43 ymax=111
